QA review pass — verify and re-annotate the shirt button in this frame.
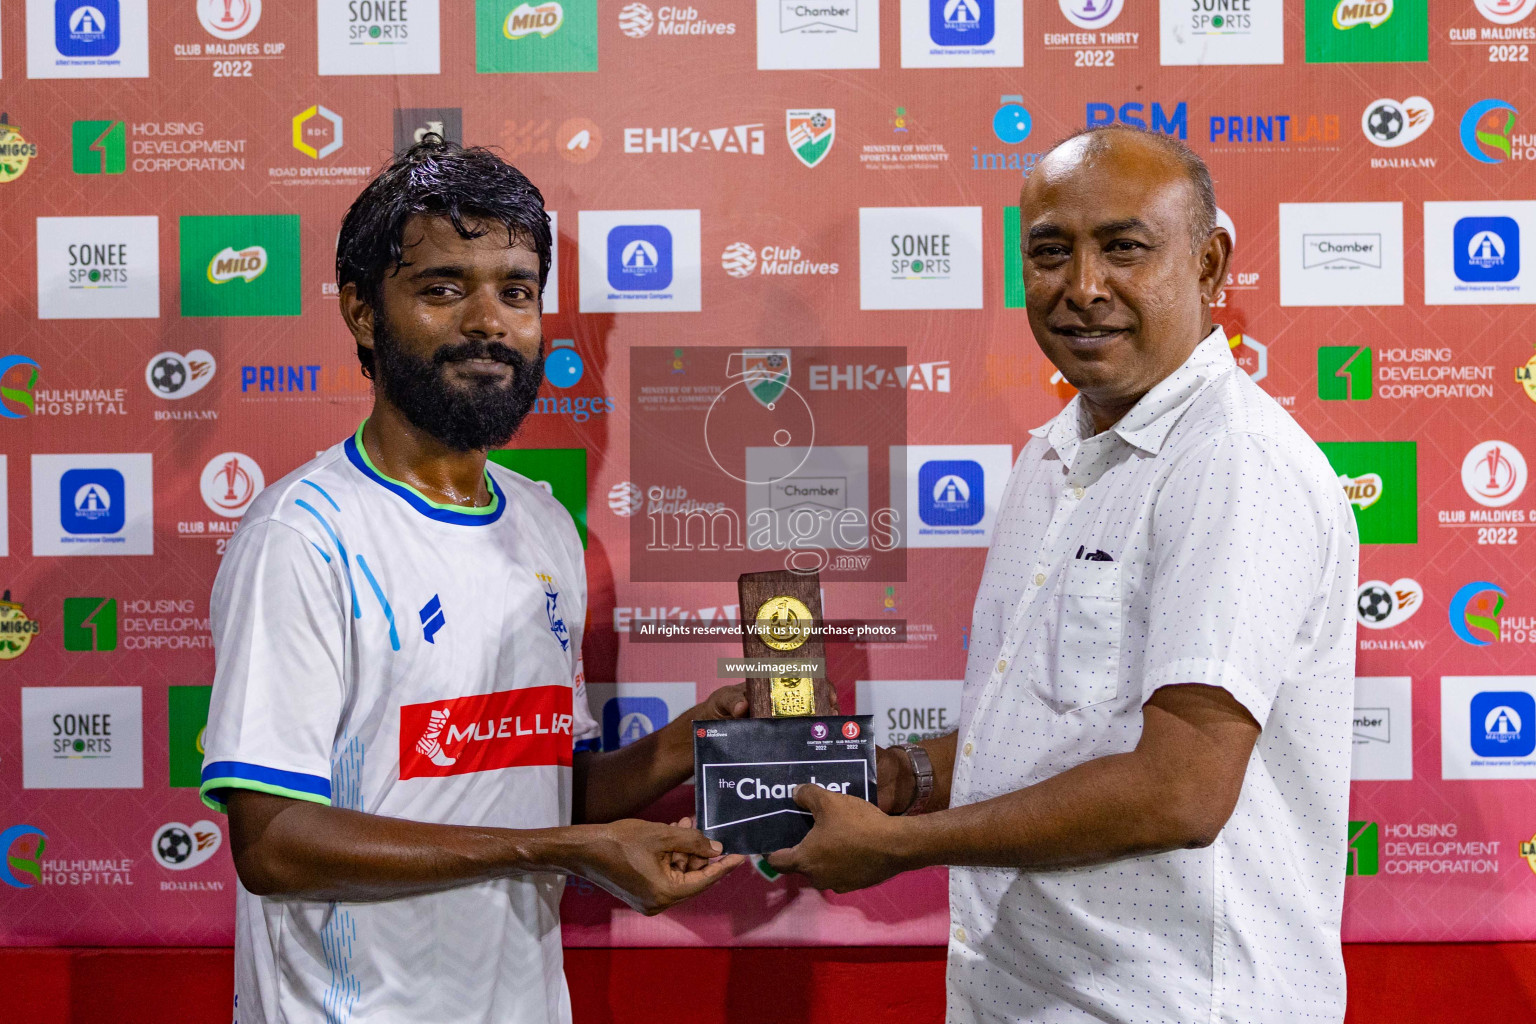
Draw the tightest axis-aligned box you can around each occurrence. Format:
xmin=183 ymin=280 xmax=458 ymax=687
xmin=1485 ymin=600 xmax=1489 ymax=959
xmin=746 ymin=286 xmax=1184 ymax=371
xmin=1033 ymin=572 xmax=1046 ymax=586
xmin=996 ymin=658 xmax=1007 ymax=674
xmin=954 ymin=926 xmax=968 ymax=944
xmin=962 ymin=741 xmax=974 ymax=756
xmin=1070 ymin=485 xmax=1085 ymax=500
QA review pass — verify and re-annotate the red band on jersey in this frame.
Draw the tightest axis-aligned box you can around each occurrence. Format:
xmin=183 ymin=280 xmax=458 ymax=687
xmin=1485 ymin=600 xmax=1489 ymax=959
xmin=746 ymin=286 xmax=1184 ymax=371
xmin=400 ymin=685 xmax=575 ymax=780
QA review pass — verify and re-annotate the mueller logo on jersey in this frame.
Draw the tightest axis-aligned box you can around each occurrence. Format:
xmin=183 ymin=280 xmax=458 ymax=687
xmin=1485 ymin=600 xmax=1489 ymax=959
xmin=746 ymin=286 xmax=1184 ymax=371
xmin=399 ymin=686 xmax=575 ymax=780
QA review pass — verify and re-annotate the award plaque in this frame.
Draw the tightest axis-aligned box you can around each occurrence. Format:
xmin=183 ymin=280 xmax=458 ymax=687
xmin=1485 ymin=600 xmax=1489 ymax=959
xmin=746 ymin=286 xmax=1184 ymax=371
xmin=692 ymin=571 xmax=876 ymax=855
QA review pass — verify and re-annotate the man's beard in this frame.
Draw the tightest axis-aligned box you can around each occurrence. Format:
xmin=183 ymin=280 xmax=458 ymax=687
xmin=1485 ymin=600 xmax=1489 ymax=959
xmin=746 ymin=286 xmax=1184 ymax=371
xmin=371 ymin=315 xmax=545 ymax=452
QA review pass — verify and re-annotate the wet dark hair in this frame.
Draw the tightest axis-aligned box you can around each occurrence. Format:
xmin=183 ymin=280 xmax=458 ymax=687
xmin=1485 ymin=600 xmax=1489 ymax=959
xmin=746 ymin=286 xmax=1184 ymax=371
xmin=1049 ymin=124 xmax=1218 ymax=250
xmin=336 ymin=135 xmax=552 ymax=378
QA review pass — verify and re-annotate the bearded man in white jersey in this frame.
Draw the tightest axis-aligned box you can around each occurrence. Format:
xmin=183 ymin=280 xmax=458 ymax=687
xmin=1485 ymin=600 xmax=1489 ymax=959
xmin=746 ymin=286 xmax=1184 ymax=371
xmin=200 ymin=137 xmax=744 ymax=1024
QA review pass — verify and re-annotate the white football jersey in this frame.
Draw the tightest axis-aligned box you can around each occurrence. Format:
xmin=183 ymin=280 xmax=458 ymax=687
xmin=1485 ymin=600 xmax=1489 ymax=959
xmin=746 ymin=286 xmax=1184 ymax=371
xmin=201 ymin=425 xmax=599 ymax=1024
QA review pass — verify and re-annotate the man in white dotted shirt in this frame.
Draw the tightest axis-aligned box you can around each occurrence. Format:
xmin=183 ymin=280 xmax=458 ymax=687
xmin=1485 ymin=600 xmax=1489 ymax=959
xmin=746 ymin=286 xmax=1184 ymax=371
xmin=770 ymin=126 xmax=1358 ymax=1023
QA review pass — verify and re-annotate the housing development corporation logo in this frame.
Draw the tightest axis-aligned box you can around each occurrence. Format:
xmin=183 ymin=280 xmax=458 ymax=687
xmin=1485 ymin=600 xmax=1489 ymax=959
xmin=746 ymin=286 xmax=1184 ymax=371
xmin=63 ymin=597 xmax=117 ymax=651
xmin=1318 ymin=345 xmax=1372 ymax=400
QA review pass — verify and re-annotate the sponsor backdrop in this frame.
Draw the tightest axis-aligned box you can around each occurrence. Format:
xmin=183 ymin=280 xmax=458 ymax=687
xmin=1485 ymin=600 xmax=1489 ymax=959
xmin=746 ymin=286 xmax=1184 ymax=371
xmin=2 ymin=0 xmax=1535 ymax=949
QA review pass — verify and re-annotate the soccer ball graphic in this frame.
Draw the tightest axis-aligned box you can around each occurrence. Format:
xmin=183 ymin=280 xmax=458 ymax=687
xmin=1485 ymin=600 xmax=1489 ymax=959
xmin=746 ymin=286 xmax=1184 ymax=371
xmin=156 ymin=826 xmax=193 ymax=866
xmin=721 ymin=242 xmax=758 ymax=278
xmin=1366 ymin=103 xmax=1403 ymax=143
xmin=618 ymin=2 xmax=653 ymax=37
xmin=150 ymin=356 xmax=188 ymax=395
xmin=1357 ymin=584 xmax=1395 ymax=624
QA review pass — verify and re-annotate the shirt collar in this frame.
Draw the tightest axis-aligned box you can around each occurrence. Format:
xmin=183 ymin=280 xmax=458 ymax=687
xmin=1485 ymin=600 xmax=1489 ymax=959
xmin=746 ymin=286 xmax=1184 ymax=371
xmin=1030 ymin=326 xmax=1236 ymax=460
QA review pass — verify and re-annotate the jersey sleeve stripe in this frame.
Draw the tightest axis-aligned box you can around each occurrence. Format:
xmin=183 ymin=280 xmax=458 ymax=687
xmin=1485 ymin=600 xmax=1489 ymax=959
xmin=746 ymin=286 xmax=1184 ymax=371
xmin=199 ymin=760 xmax=334 ymax=814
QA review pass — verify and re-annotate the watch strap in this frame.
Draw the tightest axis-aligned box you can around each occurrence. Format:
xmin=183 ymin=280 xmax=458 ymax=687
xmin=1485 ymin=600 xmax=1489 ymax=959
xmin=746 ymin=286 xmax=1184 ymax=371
xmin=896 ymin=742 xmax=934 ymax=816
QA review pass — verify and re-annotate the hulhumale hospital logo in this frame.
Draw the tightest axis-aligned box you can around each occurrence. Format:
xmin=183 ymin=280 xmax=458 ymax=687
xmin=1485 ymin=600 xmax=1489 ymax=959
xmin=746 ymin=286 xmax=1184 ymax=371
xmin=2 ymin=824 xmax=46 ymax=888
xmin=1 ymin=355 xmax=40 ymax=418
xmin=1461 ymin=99 xmax=1518 ymax=163
xmin=1449 ymin=580 xmax=1506 ymax=646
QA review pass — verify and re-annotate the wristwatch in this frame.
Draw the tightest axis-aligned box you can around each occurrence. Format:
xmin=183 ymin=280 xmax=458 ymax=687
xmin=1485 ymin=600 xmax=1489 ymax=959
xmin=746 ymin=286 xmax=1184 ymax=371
xmin=895 ymin=742 xmax=934 ymax=816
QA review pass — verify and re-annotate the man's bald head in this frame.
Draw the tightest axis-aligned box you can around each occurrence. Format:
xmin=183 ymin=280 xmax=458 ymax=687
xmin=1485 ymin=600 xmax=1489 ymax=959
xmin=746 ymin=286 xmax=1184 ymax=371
xmin=1029 ymin=126 xmax=1217 ymax=252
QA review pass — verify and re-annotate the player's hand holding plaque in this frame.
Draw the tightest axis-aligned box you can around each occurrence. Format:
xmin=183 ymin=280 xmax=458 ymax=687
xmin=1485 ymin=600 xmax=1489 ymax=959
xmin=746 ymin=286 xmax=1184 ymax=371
xmin=693 ymin=571 xmax=876 ymax=855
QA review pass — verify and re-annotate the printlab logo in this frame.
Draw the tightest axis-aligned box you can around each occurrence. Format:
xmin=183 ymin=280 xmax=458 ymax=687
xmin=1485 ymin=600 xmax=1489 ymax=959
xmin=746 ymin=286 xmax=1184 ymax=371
xmin=179 ymin=214 xmax=300 ymax=317
xmin=1346 ymin=820 xmax=1378 ymax=875
xmin=476 ymin=0 xmax=597 ymax=72
xmin=787 ymin=109 xmax=835 ymax=168
xmin=1356 ymin=578 xmax=1422 ymax=629
xmin=152 ymin=820 xmax=222 ymax=870
xmin=1455 ymin=217 xmax=1519 ymax=282
xmin=145 ymin=350 xmax=216 ymax=400
xmin=1449 ymin=581 xmax=1505 ymax=646
xmin=1362 ymin=96 xmax=1433 ymax=147
xmin=1305 ymin=0 xmax=1428 ymax=63
xmin=199 ymin=452 xmax=265 ymax=518
xmin=1318 ymin=345 xmax=1372 ymax=400
xmin=1461 ymin=99 xmax=1518 ymax=163
xmin=197 ymin=0 xmax=260 ymax=39
xmin=1461 ymin=441 xmax=1527 ymax=508
xmin=1 ymin=356 xmax=41 ymax=418
xmin=63 ymin=597 xmax=117 ymax=651
xmin=1 ymin=825 xmax=46 ymax=888
xmin=1318 ymin=440 xmax=1417 ymax=544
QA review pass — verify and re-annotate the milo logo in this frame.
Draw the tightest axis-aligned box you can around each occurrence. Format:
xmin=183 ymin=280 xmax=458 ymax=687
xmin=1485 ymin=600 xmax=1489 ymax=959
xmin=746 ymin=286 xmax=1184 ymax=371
xmin=1340 ymin=472 xmax=1384 ymax=510
xmin=504 ymin=2 xmax=563 ymax=38
xmin=207 ymin=246 xmax=268 ymax=285
xmin=1333 ymin=0 xmax=1392 ymax=29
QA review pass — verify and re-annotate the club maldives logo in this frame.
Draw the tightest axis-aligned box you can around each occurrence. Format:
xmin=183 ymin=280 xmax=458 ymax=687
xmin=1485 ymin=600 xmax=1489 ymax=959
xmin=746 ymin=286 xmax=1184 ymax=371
xmin=199 ymin=452 xmax=265 ymax=518
xmin=0 ymin=592 xmax=42 ymax=661
xmin=504 ymin=1 xmax=563 ymax=37
xmin=1 ymin=825 xmax=46 ymax=888
xmin=787 ymin=110 xmax=835 ymax=168
xmin=1462 ymin=441 xmax=1528 ymax=508
xmin=399 ymin=686 xmax=575 ymax=779
xmin=0 ymin=115 xmax=40 ymax=184
xmin=1 ymin=355 xmax=41 ymax=418
xmin=1450 ymin=581 xmax=1506 ymax=646
xmin=1461 ymin=99 xmax=1518 ymax=163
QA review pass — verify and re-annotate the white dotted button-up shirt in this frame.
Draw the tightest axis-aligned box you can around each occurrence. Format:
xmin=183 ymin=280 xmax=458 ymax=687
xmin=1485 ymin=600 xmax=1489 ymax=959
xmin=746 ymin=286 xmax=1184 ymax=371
xmin=947 ymin=328 xmax=1358 ymax=1024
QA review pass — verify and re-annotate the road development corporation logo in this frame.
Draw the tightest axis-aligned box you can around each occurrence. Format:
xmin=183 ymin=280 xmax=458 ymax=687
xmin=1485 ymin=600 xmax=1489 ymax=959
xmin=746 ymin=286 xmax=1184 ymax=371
xmin=901 ymin=0 xmax=1022 ymax=67
xmin=151 ymin=820 xmax=222 ymax=870
xmin=787 ymin=109 xmax=835 ymax=167
xmin=31 ymin=453 xmax=154 ymax=556
xmin=579 ymin=210 xmax=701 ymax=312
xmin=0 ymin=592 xmax=42 ymax=661
xmin=292 ymin=104 xmax=343 ymax=159
xmin=1 ymin=825 xmax=47 ymax=888
xmin=35 ymin=216 xmax=160 ymax=320
xmin=180 ymin=215 xmax=300 ymax=317
xmin=197 ymin=0 xmax=260 ymax=39
xmin=1362 ymin=96 xmax=1433 ymax=147
xmin=1462 ymin=441 xmax=1527 ymax=508
xmin=0 ymin=115 xmax=40 ymax=182
xmin=145 ymin=350 xmax=216 ymax=400
xmin=1356 ymin=578 xmax=1423 ymax=629
xmin=199 ymin=452 xmax=264 ymax=518
xmin=318 ymin=0 xmax=441 ymax=75
xmin=1449 ymin=581 xmax=1506 ymax=646
xmin=1461 ymin=99 xmax=1519 ymax=163
xmin=28 ymin=0 xmax=149 ymax=78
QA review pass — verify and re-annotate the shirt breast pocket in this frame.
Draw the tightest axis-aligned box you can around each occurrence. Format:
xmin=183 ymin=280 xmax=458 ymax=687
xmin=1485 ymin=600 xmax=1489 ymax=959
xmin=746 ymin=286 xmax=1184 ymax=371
xmin=1043 ymin=560 xmax=1123 ymax=713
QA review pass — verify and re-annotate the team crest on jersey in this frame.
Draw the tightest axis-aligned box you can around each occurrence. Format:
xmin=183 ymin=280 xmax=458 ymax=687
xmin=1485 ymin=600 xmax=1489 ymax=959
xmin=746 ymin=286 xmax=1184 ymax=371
xmin=537 ymin=572 xmax=570 ymax=651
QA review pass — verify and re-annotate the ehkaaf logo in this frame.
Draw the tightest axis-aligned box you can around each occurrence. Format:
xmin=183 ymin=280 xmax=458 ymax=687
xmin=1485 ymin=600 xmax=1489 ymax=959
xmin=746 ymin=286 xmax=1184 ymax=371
xmin=400 ymin=685 xmax=575 ymax=779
